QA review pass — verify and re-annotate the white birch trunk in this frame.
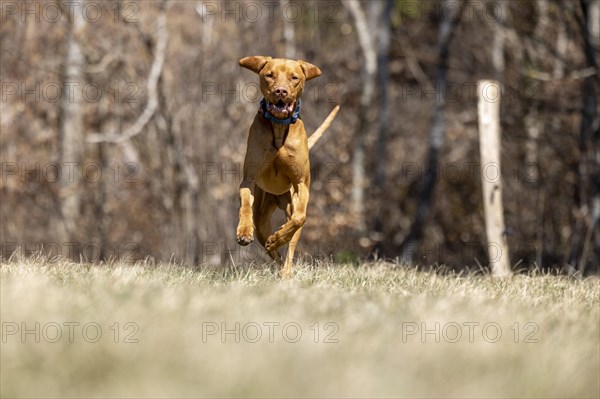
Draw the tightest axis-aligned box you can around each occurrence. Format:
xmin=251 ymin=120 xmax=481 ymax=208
xmin=60 ymin=1 xmax=86 ymax=241
xmin=477 ymin=80 xmax=511 ymax=277
xmin=345 ymin=0 xmax=377 ymax=234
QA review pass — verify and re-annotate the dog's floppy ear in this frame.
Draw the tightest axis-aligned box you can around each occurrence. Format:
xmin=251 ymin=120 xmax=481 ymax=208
xmin=239 ymin=56 xmax=272 ymax=74
xmin=298 ymin=60 xmax=322 ymax=80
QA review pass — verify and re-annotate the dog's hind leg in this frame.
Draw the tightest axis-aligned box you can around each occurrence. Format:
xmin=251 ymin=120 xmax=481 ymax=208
xmin=253 ymin=186 xmax=280 ymax=262
xmin=273 ymin=190 xmax=304 ymax=278
xmin=281 ymin=226 xmax=303 ymax=278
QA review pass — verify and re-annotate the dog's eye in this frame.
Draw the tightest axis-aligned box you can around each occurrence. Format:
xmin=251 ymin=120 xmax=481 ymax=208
xmin=265 ymin=72 xmax=274 ymax=78
xmin=291 ymin=75 xmax=299 ymax=80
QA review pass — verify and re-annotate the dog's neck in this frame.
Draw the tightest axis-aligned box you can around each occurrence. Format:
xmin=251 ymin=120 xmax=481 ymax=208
xmin=259 ymin=99 xmax=301 ymax=149
xmin=270 ymin=123 xmax=289 ymax=149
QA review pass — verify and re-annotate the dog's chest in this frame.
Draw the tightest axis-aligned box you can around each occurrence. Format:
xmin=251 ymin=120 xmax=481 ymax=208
xmin=268 ymin=146 xmax=296 ymax=177
xmin=272 ymin=128 xmax=287 ymax=149
xmin=256 ymin=147 xmax=307 ymax=194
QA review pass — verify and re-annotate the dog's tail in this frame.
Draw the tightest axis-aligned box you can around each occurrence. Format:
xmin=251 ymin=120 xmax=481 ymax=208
xmin=308 ymin=105 xmax=340 ymax=150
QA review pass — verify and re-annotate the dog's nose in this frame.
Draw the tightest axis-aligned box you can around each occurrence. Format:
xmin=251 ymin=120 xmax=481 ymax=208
xmin=275 ymin=87 xmax=288 ymax=97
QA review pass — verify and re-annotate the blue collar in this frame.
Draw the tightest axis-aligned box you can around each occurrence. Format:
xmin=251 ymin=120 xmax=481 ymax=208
xmin=260 ymin=98 xmax=301 ymax=125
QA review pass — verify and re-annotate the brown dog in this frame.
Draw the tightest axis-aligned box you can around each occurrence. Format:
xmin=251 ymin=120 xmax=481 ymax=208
xmin=236 ymin=56 xmax=339 ymax=277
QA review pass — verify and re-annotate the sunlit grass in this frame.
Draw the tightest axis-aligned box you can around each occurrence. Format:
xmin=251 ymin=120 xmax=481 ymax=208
xmin=1 ymin=258 xmax=599 ymax=398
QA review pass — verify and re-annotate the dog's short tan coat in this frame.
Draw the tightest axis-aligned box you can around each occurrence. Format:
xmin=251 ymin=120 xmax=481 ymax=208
xmin=236 ymin=56 xmax=339 ymax=277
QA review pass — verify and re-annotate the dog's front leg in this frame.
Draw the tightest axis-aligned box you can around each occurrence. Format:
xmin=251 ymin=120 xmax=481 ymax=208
xmin=237 ymin=132 xmax=277 ymax=247
xmin=236 ymin=176 xmax=256 ymax=246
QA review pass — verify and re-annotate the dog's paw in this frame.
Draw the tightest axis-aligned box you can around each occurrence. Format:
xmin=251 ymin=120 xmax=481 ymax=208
xmin=279 ymin=267 xmax=293 ymax=279
xmin=236 ymin=226 xmax=254 ymax=246
xmin=237 ymin=236 xmax=253 ymax=246
xmin=265 ymin=234 xmax=280 ymax=252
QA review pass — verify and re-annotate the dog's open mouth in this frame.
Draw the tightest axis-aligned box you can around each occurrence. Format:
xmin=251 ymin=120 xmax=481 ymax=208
xmin=266 ymin=100 xmax=294 ymax=116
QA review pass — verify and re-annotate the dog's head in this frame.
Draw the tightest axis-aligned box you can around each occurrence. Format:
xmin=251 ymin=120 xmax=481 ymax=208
xmin=239 ymin=56 xmax=321 ymax=119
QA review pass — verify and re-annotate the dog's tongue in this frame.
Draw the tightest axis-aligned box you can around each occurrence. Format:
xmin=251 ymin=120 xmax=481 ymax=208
xmin=269 ymin=101 xmax=293 ymax=115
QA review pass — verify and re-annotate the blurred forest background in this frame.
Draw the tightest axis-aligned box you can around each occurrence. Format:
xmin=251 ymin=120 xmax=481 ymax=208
xmin=1 ymin=0 xmax=598 ymax=274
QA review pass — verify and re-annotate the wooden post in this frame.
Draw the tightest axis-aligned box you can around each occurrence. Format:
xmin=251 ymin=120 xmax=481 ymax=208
xmin=477 ymin=80 xmax=512 ymax=277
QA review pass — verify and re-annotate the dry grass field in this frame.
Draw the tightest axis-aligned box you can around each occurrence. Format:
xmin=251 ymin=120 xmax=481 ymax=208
xmin=1 ymin=258 xmax=599 ymax=398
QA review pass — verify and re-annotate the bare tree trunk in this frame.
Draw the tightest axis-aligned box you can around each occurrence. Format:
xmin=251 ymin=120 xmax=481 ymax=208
xmin=523 ymin=0 xmax=550 ymax=185
xmin=87 ymin=93 xmax=114 ymax=262
xmin=157 ymin=76 xmax=200 ymax=266
xmin=477 ymin=80 xmax=512 ymax=277
xmin=524 ymin=0 xmax=549 ymax=268
xmin=345 ymin=0 xmax=377 ymax=235
xmin=281 ymin=0 xmax=296 ymax=59
xmin=84 ymin=2 xmax=169 ymax=261
xmin=60 ymin=1 xmax=86 ymax=245
xmin=94 ymin=140 xmax=109 ymax=261
xmin=589 ymin=0 xmax=600 ymax=44
xmin=400 ymin=0 xmax=463 ymax=262
xmin=87 ymin=3 xmax=168 ymax=144
xmin=157 ymin=119 xmax=200 ymax=266
xmin=553 ymin=5 xmax=567 ymax=79
xmin=194 ymin=1 xmax=217 ymax=262
xmin=372 ymin=0 xmax=393 ymax=250
xmin=568 ymin=0 xmax=600 ymax=274
xmin=492 ymin=0 xmax=506 ymax=81
xmin=587 ymin=0 xmax=600 ymax=273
